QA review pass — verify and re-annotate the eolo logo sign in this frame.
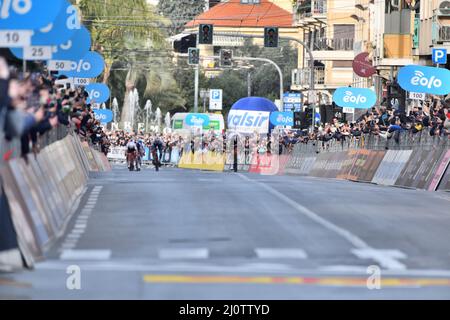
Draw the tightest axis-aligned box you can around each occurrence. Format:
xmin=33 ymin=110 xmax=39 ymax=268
xmin=398 ymin=65 xmax=450 ymax=95
xmin=333 ymin=87 xmax=377 ymax=109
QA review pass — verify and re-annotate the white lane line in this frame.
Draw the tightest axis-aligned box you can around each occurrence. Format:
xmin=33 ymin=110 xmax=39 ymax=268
xmin=238 ymin=173 xmax=368 ymax=249
xmin=159 ymin=248 xmax=209 ymax=260
xmin=60 ymin=249 xmax=111 ymax=261
xmin=238 ymin=173 xmax=408 ymax=271
xmin=255 ymin=248 xmax=308 ymax=259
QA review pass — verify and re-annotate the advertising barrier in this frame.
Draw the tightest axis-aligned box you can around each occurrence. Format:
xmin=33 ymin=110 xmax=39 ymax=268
xmin=437 ymin=158 xmax=450 ymax=191
xmin=284 ymin=153 xmax=317 ymax=176
xmin=346 ymin=150 xmax=386 ymax=182
xmin=178 ymin=151 xmax=225 ymax=172
xmin=309 ymin=152 xmax=349 ymax=179
xmin=248 ymin=153 xmax=290 ymax=175
xmin=427 ymin=150 xmax=450 ymax=191
xmin=0 ymin=132 xmax=110 ymax=269
xmin=372 ymin=150 xmax=413 ymax=186
xmin=395 ymin=148 xmax=446 ymax=189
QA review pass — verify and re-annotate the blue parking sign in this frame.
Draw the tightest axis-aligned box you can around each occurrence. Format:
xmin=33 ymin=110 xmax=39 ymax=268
xmin=432 ymin=48 xmax=447 ymax=65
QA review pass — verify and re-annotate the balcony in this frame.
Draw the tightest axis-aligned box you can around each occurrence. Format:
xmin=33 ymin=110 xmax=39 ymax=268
xmin=307 ymin=38 xmax=355 ymax=61
xmin=435 ymin=25 xmax=450 ymax=44
xmin=291 ymin=67 xmax=325 ymax=88
xmin=313 ymin=38 xmax=354 ymax=51
xmin=294 ymin=0 xmax=327 ymax=25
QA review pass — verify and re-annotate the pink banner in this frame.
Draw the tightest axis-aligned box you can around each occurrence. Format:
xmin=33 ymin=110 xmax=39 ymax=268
xmin=428 ymin=150 xmax=450 ymax=191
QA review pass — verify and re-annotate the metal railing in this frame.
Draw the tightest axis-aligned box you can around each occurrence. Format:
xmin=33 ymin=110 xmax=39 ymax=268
xmin=1 ymin=125 xmax=70 ymax=169
xmin=294 ymin=0 xmax=327 ymax=21
xmin=313 ymin=38 xmax=354 ymax=51
xmin=292 ymin=67 xmax=325 ymax=87
xmin=438 ymin=25 xmax=450 ymax=42
xmin=292 ymin=129 xmax=450 ymax=154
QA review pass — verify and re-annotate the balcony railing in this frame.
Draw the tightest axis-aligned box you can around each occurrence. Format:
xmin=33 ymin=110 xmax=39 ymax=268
xmin=313 ymin=38 xmax=354 ymax=51
xmin=294 ymin=0 xmax=327 ymax=22
xmin=438 ymin=26 xmax=450 ymax=42
xmin=292 ymin=67 xmax=325 ymax=87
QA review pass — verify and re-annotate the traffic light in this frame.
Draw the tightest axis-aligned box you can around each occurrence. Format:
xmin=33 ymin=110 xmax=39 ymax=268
xmin=219 ymin=49 xmax=233 ymax=68
xmin=387 ymin=81 xmax=406 ymax=112
xmin=199 ymin=24 xmax=213 ymax=44
xmin=264 ymin=27 xmax=279 ymax=48
xmin=188 ymin=47 xmax=200 ymax=65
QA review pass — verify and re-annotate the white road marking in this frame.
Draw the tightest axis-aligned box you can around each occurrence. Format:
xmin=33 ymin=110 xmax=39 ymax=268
xmin=71 ymin=229 xmax=85 ymax=234
xmin=238 ymin=173 xmax=409 ymax=271
xmin=84 ymin=205 xmax=95 ymax=209
xmin=197 ymin=178 xmax=223 ymax=182
xmin=255 ymin=248 xmax=307 ymax=259
xmin=60 ymin=243 xmax=76 ymax=249
xmin=74 ymin=224 xmax=87 ymax=229
xmin=352 ymin=249 xmax=407 ymax=270
xmin=60 ymin=250 xmax=111 ymax=261
xmin=159 ymin=248 xmax=209 ymax=260
xmin=66 ymin=233 xmax=81 ymax=239
xmin=36 ymin=261 xmax=450 ymax=278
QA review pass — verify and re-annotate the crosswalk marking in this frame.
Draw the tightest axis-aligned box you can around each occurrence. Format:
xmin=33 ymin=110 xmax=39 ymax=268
xmin=255 ymin=248 xmax=308 ymax=259
xmin=159 ymin=248 xmax=209 ymax=260
xmin=60 ymin=249 xmax=111 ymax=260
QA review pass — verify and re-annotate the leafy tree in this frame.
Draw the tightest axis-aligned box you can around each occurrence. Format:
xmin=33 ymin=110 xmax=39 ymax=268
xmin=77 ymin=0 xmax=186 ymax=119
xmin=157 ymin=0 xmax=205 ymax=35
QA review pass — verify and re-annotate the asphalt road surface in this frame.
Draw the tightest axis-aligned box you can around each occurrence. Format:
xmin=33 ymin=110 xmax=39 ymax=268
xmin=1 ymin=165 xmax=450 ymax=299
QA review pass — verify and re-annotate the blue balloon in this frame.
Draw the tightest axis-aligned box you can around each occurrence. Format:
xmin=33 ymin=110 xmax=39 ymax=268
xmin=86 ymin=84 xmax=110 ymax=104
xmin=10 ymin=25 xmax=91 ymax=61
xmin=0 ymin=0 xmax=65 ymax=29
xmin=398 ymin=65 xmax=450 ymax=95
xmin=270 ymin=112 xmax=294 ymax=126
xmin=185 ymin=114 xmax=210 ymax=127
xmin=60 ymin=51 xmax=105 ymax=78
xmin=93 ymin=109 xmax=113 ymax=124
xmin=333 ymin=87 xmax=377 ymax=109
xmin=30 ymin=0 xmax=81 ymax=45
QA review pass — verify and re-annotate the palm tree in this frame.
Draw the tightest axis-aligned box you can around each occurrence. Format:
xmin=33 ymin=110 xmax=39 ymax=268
xmin=77 ymin=0 xmax=185 ymax=120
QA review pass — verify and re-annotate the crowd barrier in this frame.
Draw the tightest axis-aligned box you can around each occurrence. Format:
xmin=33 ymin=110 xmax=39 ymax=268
xmin=178 ymin=151 xmax=225 ymax=171
xmin=0 ymin=131 xmax=110 ymax=270
xmin=107 ymin=146 xmax=180 ymax=167
xmin=234 ymin=130 xmax=449 ymax=192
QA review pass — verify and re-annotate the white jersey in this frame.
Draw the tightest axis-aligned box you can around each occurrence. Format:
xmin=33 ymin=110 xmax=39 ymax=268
xmin=127 ymin=141 xmax=136 ymax=150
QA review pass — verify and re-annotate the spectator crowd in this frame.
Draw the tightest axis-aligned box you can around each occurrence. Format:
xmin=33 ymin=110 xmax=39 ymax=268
xmin=0 ymin=57 xmax=110 ymax=162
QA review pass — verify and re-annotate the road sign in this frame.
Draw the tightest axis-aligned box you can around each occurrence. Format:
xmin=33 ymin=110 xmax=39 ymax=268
xmin=409 ymin=92 xmax=426 ymax=101
xmin=73 ymin=78 xmax=90 ymax=86
xmin=209 ymin=89 xmax=223 ymax=110
xmin=343 ymin=107 xmax=355 ymax=114
xmin=283 ymin=92 xmax=302 ymax=112
xmin=353 ymin=52 xmax=376 ymax=78
xmin=432 ymin=48 xmax=447 ymax=65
